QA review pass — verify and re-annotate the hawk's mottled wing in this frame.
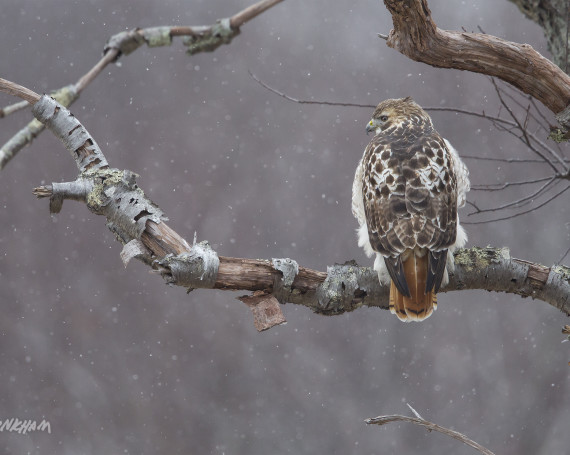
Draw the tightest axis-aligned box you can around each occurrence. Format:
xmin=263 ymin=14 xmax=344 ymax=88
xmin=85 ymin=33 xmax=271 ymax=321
xmin=361 ymin=126 xmax=458 ymax=294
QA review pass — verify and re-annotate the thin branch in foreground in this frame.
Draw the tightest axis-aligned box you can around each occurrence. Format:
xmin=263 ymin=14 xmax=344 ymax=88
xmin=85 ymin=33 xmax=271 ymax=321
xmin=366 ymin=414 xmax=496 ymax=455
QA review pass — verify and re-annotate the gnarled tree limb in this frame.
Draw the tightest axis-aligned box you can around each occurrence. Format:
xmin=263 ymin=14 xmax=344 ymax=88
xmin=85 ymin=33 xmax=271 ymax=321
xmin=381 ymin=0 xmax=570 ymax=130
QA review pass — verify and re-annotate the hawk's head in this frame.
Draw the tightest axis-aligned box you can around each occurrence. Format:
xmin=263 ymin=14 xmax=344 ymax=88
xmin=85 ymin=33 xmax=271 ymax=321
xmin=366 ymin=96 xmax=430 ymax=135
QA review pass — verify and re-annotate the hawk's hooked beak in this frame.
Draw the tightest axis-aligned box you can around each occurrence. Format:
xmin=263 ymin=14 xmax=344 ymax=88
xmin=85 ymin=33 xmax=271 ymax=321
xmin=366 ymin=118 xmax=380 ymax=135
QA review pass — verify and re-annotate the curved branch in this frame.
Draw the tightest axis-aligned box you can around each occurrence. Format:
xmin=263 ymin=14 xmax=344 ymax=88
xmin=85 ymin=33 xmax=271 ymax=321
xmin=0 ymin=78 xmax=40 ymax=104
xmin=366 ymin=413 xmax=496 ymax=455
xmin=230 ymin=0 xmax=284 ymax=28
xmin=382 ymin=0 xmax=570 ymax=129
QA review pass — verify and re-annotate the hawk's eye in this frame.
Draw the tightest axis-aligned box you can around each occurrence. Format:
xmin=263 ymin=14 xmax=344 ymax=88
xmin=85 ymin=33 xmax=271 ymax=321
xmin=380 ymin=115 xmax=388 ymax=122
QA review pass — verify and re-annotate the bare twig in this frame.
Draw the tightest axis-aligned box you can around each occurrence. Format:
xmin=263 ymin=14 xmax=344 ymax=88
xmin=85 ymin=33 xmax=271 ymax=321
xmin=249 ymin=71 xmax=376 ymax=108
xmin=499 ymin=86 xmax=549 ymax=133
xmin=249 ymin=72 xmax=569 ymax=157
xmin=462 ymin=155 xmax=567 ymax=164
xmin=366 ymin=414 xmax=496 ymax=455
xmin=490 ymin=78 xmax=561 ymax=172
xmin=529 ymin=97 xmax=554 ymax=130
xmin=490 ymin=78 xmax=567 ymax=172
xmin=468 ymin=177 xmax=558 ymax=214
xmin=464 ymin=184 xmax=570 ymax=225
xmin=75 ymin=48 xmax=120 ymax=93
xmin=471 ymin=175 xmax=555 ymax=191
xmin=406 ymin=403 xmax=424 ymax=420
xmin=230 ymin=0 xmax=284 ymax=28
xmin=250 ymin=72 xmax=546 ymax=135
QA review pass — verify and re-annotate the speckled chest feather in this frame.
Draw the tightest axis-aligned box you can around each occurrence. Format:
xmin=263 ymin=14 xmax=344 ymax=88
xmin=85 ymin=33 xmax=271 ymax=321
xmin=361 ymin=118 xmax=458 ymax=257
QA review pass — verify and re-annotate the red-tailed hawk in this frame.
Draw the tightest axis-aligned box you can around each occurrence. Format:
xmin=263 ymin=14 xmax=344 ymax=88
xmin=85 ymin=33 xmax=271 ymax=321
xmin=352 ymin=97 xmax=469 ymax=321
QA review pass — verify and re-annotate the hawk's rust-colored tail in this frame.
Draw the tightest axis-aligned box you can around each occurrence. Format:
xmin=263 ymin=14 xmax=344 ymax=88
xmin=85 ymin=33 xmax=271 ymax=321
xmin=388 ymin=252 xmax=437 ymax=322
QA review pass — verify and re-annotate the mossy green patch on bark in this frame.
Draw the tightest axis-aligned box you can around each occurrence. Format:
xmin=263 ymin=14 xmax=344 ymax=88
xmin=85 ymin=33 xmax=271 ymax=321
xmin=552 ymin=265 xmax=570 ymax=282
xmin=453 ymin=247 xmax=510 ymax=272
xmin=82 ymin=169 xmax=132 ymax=213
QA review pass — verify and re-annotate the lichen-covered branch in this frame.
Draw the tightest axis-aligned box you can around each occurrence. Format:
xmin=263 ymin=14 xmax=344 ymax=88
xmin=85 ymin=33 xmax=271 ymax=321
xmin=3 ymin=79 xmax=569 ymax=329
xmin=381 ymin=0 xmax=570 ymax=132
xmin=0 ymin=0 xmax=284 ymax=170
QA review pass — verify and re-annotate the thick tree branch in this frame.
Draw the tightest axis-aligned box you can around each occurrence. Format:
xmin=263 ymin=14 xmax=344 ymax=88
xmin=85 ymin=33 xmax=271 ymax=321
xmin=381 ymin=0 xmax=570 ymax=131
xmin=1 ymin=79 xmax=568 ymax=329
